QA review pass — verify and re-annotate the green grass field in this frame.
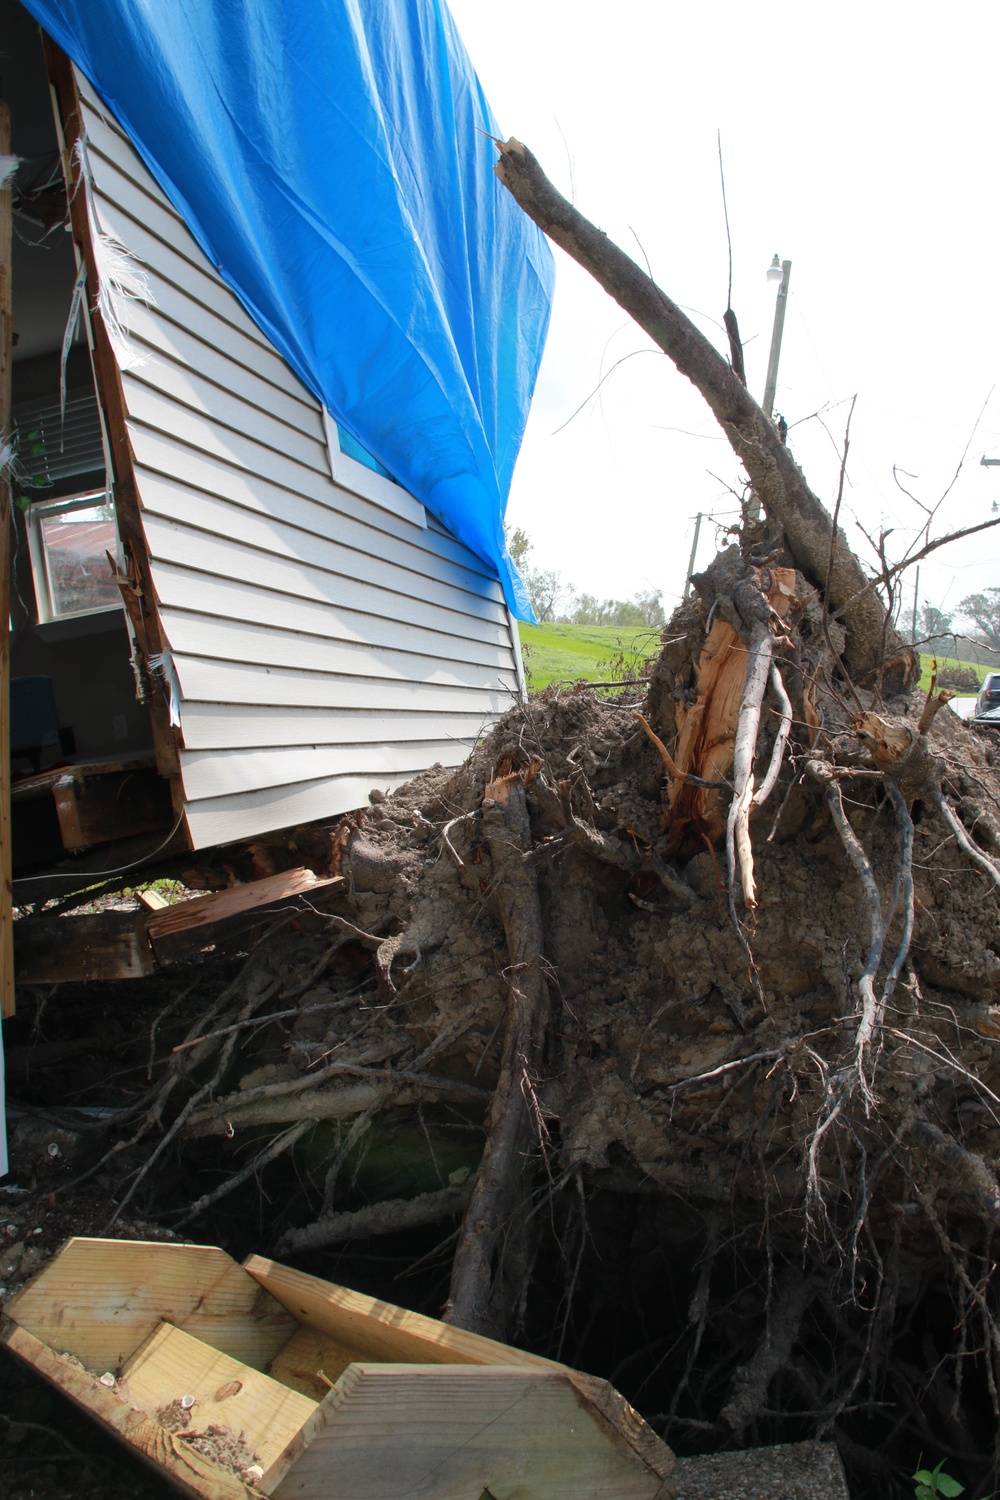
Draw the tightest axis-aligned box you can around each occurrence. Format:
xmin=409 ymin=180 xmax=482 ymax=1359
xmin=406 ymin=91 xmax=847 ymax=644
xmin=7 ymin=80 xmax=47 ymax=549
xmin=518 ymin=622 xmax=984 ymax=699
xmin=517 ymin=622 xmax=663 ymax=692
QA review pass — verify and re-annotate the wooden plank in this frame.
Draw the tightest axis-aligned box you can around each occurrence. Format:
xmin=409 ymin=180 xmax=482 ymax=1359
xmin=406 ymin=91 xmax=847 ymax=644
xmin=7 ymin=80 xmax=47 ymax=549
xmin=10 ymin=755 xmax=158 ymax=800
xmin=266 ymin=1365 xmax=668 ymax=1500
xmin=242 ymin=1257 xmax=555 ymax=1371
xmin=5 ymin=1238 xmax=297 ymax=1373
xmin=151 ymin=564 xmax=513 ymax=665
xmin=137 ymin=888 xmax=169 ymax=911
xmin=49 ymin=763 xmax=174 ymax=853
xmin=1 ymin=1324 xmax=248 ymax=1500
xmin=121 ymin=1321 xmax=316 ymax=1474
xmin=171 ymin=655 xmax=509 ymax=718
xmin=50 ymin=53 xmax=184 ymax=802
xmin=176 ymin=701 xmax=501 ymax=753
xmin=14 ymin=912 xmax=154 ymax=984
xmin=179 ymin=737 xmax=480 ymax=802
xmin=0 ymin=95 xmax=14 ymax=1019
xmin=144 ymin=868 xmax=344 ymax=942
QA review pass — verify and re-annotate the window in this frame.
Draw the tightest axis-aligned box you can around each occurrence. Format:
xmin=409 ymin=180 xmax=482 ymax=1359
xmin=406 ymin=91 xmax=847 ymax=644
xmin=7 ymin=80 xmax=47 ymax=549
xmin=13 ymin=387 xmax=120 ymax=623
xmin=25 ymin=490 xmax=122 ymax=623
xmin=322 ymin=409 xmax=426 ymax=529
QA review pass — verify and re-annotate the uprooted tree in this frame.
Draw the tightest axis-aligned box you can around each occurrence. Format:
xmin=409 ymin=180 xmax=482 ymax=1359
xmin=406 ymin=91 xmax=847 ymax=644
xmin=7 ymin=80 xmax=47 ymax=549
xmin=50 ymin=144 xmax=1000 ymax=1496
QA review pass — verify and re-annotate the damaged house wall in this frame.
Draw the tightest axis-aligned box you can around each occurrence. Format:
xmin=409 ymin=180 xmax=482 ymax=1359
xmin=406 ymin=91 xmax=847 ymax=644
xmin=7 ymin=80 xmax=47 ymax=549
xmin=62 ymin=65 xmax=525 ymax=850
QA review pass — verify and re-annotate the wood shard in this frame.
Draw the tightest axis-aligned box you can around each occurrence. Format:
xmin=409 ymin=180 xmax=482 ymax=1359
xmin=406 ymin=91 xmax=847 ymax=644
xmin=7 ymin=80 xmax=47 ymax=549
xmin=145 ymin=868 xmax=345 ymax=942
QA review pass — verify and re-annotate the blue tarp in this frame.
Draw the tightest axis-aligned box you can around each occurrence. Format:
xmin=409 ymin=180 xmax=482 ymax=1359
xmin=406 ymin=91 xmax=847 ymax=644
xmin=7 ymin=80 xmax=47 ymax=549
xmin=22 ymin=0 xmax=553 ymax=619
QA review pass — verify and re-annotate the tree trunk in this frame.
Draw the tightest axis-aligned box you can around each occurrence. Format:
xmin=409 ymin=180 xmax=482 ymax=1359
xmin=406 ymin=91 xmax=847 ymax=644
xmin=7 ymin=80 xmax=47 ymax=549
xmin=492 ymin=138 xmax=912 ymax=688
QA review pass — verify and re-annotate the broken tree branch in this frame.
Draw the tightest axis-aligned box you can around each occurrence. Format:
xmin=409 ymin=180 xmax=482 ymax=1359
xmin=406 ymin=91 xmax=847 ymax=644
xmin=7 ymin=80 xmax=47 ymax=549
xmin=492 ymin=136 xmax=912 ymax=684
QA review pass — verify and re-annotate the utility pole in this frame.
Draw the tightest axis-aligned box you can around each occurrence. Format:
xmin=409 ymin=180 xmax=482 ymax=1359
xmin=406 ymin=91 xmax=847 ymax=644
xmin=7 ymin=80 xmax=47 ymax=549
xmin=763 ymin=258 xmax=792 ymax=420
xmin=748 ymin=257 xmax=792 ymax=523
xmin=911 ymin=566 xmax=920 ymax=645
xmin=684 ymin=512 xmax=703 ymax=597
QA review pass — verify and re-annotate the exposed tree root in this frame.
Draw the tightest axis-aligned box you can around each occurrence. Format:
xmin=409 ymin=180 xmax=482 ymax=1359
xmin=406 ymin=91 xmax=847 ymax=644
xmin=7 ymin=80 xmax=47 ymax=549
xmin=276 ymin=1176 xmax=473 ymax=1256
xmin=445 ymin=777 xmax=552 ymax=1337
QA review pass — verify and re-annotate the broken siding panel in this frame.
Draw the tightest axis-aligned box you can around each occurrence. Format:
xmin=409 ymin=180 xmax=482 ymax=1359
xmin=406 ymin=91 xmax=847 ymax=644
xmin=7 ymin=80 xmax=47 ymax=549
xmin=177 ymin=702 xmax=496 ymax=752
xmin=74 ymin=69 xmax=519 ymax=848
xmin=183 ymin=774 xmax=421 ymax=850
xmin=180 ymin=739 xmax=484 ymax=800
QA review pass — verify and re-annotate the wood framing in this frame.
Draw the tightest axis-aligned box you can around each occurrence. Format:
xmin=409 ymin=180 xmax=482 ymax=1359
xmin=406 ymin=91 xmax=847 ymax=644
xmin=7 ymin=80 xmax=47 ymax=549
xmin=2 ymin=1237 xmax=677 ymax=1500
xmin=1 ymin=97 xmax=14 ymax=1019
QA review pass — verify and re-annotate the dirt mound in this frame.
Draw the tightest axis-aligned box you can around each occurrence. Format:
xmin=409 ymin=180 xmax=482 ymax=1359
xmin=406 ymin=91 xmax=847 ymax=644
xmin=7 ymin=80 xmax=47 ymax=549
xmin=6 ymin=549 xmax=1000 ymax=1499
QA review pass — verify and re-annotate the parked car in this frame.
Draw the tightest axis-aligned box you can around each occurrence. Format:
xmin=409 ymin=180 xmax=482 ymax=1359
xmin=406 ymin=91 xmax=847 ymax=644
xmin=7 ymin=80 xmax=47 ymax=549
xmin=975 ymin=672 xmax=1000 ymax=720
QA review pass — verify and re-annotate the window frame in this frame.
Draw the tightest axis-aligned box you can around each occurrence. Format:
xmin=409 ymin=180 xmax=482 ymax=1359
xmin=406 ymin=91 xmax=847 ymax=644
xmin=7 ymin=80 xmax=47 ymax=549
xmin=322 ymin=409 xmax=426 ymax=530
xmin=24 ymin=487 xmax=124 ymax=625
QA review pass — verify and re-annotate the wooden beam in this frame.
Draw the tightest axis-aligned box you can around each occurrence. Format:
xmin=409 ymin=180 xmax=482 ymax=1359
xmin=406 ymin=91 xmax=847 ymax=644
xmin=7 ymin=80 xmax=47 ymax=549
xmin=145 ymin=868 xmax=344 ymax=946
xmin=1 ymin=97 xmax=14 ymax=1019
xmin=49 ymin=763 xmax=174 ymax=853
xmin=14 ymin=911 xmax=154 ymax=983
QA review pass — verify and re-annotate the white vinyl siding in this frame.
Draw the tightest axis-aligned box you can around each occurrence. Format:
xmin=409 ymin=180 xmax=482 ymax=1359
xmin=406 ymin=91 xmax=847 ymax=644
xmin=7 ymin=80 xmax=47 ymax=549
xmin=75 ymin=70 xmax=518 ymax=848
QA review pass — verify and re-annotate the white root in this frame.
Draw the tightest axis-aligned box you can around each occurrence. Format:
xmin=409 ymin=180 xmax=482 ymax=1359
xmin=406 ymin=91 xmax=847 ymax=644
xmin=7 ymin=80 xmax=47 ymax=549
xmin=883 ymin=783 xmax=915 ymax=1005
xmin=824 ymin=781 xmax=884 ymax=1099
xmin=750 ymin=663 xmax=793 ymax=810
xmin=726 ymin=625 xmax=773 ymax=912
xmin=932 ymin=790 xmax=1000 ymax=891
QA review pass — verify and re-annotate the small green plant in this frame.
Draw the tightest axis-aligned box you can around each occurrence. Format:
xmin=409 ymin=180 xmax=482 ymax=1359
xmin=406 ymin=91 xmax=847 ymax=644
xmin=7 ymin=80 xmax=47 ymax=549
xmin=913 ymin=1459 xmax=964 ymax=1500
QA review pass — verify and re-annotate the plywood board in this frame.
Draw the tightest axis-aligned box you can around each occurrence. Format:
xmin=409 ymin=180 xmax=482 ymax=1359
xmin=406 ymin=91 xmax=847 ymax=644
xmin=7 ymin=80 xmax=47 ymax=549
xmin=266 ymin=1365 xmax=669 ymax=1500
xmin=122 ymin=1321 xmax=316 ymax=1473
xmin=5 ymin=1238 xmax=296 ymax=1373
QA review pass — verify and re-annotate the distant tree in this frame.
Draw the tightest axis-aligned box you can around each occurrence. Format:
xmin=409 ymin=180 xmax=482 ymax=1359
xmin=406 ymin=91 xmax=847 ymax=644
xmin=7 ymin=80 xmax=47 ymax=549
xmin=506 ymin=526 xmax=532 ymax=571
xmin=914 ymin=602 xmax=954 ymax=644
xmin=957 ymin=589 xmax=1000 ymax=653
xmin=567 ymin=589 xmax=665 ymax=628
xmin=528 ymin=567 xmax=572 ymax=622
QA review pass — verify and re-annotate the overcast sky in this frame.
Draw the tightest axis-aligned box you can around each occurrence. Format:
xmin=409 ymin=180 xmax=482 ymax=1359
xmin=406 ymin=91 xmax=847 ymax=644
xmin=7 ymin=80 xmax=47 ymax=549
xmin=449 ymin=0 xmax=1000 ymax=627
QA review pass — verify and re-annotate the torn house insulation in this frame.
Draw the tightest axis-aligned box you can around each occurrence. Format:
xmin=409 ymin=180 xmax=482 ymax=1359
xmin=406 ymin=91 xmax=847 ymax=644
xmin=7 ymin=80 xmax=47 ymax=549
xmin=19 ymin=0 xmax=554 ymax=622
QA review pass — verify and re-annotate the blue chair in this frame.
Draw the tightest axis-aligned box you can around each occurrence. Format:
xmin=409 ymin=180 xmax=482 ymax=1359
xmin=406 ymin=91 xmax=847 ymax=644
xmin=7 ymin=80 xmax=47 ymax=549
xmin=10 ymin=675 xmax=62 ymax=772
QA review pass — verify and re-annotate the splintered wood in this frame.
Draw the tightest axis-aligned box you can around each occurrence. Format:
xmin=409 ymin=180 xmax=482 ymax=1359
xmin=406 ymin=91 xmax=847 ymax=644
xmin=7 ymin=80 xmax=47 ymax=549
xmin=656 ymin=568 xmax=796 ymax=860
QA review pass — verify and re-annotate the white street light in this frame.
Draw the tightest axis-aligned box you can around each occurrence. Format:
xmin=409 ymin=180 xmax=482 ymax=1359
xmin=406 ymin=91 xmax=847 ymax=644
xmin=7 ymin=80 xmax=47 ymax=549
xmin=763 ymin=256 xmax=792 ymax=420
